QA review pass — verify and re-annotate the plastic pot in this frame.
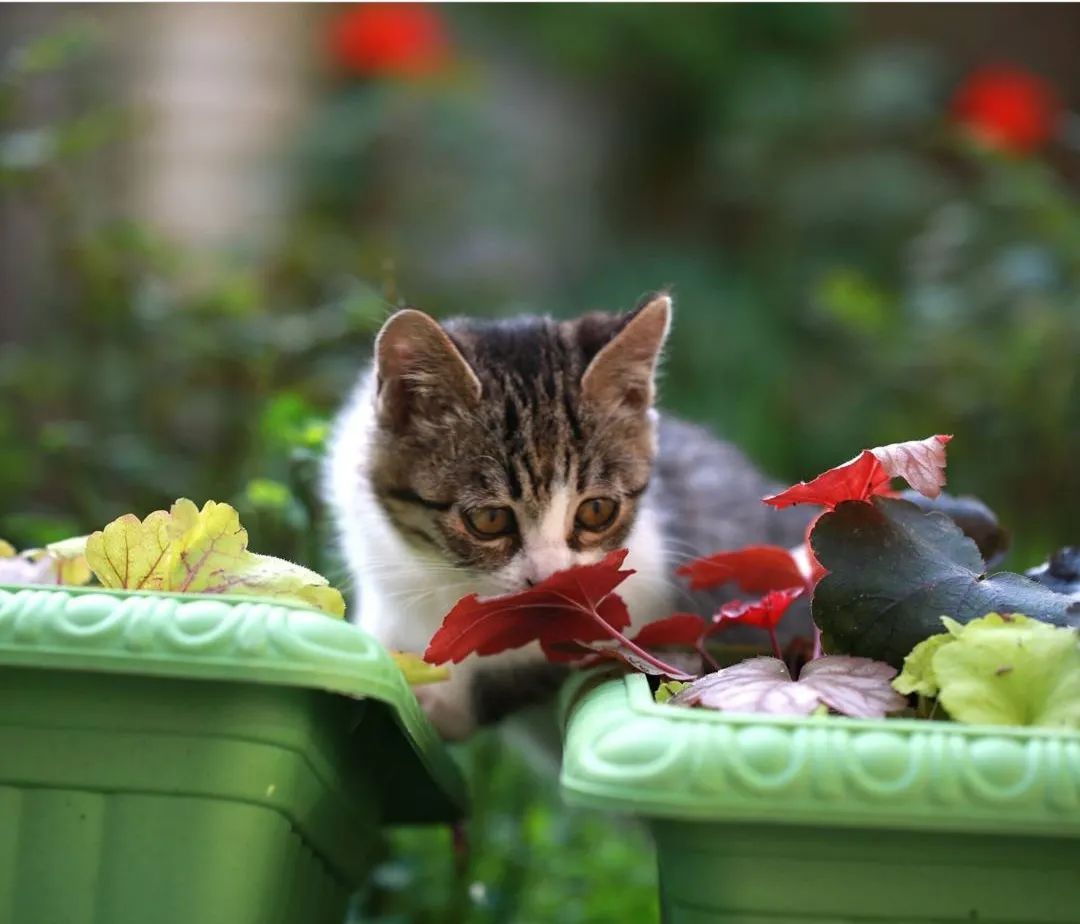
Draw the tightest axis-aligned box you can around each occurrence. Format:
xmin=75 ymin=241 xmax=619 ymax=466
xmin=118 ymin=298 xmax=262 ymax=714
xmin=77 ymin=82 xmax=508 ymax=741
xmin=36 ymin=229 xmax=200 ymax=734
xmin=561 ymin=673 xmax=1080 ymax=923
xmin=0 ymin=584 xmax=466 ymax=924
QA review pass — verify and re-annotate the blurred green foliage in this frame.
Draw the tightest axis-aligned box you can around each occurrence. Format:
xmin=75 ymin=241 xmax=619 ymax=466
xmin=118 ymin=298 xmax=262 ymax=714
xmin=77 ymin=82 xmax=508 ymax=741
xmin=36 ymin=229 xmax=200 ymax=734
xmin=2 ymin=8 xmax=1079 ymax=923
xmin=352 ymin=726 xmax=658 ymax=924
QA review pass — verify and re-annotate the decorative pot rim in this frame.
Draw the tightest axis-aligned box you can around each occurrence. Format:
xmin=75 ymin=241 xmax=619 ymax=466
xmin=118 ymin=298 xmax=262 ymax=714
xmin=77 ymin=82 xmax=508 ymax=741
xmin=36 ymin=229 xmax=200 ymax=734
xmin=0 ymin=583 xmax=468 ymax=818
xmin=560 ymin=672 xmax=1080 ymax=837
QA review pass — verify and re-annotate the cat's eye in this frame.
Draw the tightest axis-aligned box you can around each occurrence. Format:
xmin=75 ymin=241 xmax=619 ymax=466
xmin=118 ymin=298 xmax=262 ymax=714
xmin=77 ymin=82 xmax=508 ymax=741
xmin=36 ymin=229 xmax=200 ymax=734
xmin=575 ymin=497 xmax=619 ymax=532
xmin=463 ymin=505 xmax=517 ymax=539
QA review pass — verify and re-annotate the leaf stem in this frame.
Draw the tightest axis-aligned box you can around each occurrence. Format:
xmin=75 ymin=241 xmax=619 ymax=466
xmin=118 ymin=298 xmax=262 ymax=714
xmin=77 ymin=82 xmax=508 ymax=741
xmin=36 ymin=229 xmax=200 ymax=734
xmin=548 ymin=585 xmax=694 ymax=679
xmin=583 ymin=603 xmax=692 ymax=678
xmin=767 ymin=626 xmax=783 ymax=661
xmin=696 ymin=640 xmax=720 ymax=672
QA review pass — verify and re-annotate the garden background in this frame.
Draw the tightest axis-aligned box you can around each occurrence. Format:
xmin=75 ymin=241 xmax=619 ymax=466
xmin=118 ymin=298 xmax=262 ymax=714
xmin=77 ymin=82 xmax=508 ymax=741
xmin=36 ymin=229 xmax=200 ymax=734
xmin=2 ymin=4 xmax=1078 ymax=921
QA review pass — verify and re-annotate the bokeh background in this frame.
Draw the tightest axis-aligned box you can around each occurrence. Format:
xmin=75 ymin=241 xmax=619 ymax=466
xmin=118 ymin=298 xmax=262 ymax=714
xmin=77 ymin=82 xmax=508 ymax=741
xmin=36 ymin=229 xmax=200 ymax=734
xmin=2 ymin=4 xmax=1079 ymax=921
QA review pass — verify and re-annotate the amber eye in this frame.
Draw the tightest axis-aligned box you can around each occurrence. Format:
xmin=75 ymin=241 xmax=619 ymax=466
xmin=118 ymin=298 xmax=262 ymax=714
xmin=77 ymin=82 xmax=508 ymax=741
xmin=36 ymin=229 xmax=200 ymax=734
xmin=575 ymin=497 xmax=619 ymax=532
xmin=463 ymin=506 xmax=516 ymax=539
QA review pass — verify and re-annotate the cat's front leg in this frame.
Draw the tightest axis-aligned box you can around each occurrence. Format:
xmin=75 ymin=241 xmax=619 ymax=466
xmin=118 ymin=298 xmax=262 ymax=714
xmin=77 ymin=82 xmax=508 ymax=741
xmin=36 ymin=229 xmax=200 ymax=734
xmin=412 ymin=658 xmax=480 ymax=741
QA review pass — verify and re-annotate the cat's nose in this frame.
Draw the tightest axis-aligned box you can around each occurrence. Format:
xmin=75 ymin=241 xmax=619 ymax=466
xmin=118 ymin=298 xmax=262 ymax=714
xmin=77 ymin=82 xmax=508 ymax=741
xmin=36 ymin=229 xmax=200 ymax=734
xmin=521 ymin=546 xmax=575 ymax=588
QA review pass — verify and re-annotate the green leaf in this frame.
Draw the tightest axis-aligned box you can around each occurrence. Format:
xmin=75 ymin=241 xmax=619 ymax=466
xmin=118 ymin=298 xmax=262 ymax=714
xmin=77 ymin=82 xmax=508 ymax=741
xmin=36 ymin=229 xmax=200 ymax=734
xmin=892 ymin=632 xmax=952 ymax=697
xmin=812 ymin=497 xmax=1080 ymax=666
xmin=654 ymin=680 xmax=691 ymax=704
xmin=85 ymin=499 xmax=345 ymax=617
xmin=895 ymin=614 xmax=1080 ymax=729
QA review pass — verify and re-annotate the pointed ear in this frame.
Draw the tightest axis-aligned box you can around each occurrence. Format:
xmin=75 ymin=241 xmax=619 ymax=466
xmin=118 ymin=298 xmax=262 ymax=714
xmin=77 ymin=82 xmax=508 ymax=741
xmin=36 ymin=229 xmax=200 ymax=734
xmin=581 ymin=294 xmax=671 ymax=411
xmin=374 ymin=309 xmax=482 ymax=430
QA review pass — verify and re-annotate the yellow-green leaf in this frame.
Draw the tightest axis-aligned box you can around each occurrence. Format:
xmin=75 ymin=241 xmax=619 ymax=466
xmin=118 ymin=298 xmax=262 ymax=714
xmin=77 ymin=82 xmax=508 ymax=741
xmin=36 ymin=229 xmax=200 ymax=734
xmin=894 ymin=613 xmax=1080 ymax=729
xmin=391 ymin=651 xmax=450 ymax=687
xmin=41 ymin=535 xmax=93 ymax=586
xmin=893 ymin=631 xmax=952 ymax=697
xmin=85 ymin=499 xmax=345 ymax=617
xmin=86 ymin=511 xmax=171 ymax=590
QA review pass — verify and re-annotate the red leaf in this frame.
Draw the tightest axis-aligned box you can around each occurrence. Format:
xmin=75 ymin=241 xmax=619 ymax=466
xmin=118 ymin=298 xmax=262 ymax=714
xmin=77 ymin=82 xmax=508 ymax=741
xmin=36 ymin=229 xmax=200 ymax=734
xmin=677 ymin=545 xmax=805 ymax=593
xmin=424 ymin=549 xmax=634 ymax=665
xmin=763 ymin=435 xmax=952 ymax=510
xmin=327 ymin=3 xmax=450 ymax=77
xmin=794 ymin=513 xmax=828 ymax=586
xmin=763 ymin=450 xmax=889 ymax=510
xmin=542 ymin=614 xmax=705 ymax=663
xmin=631 ymin=613 xmax=709 ymax=649
xmin=713 ymin=587 xmax=804 ymax=632
xmin=543 ymin=614 xmax=704 ymax=680
xmin=952 ymin=66 xmax=1060 ymax=155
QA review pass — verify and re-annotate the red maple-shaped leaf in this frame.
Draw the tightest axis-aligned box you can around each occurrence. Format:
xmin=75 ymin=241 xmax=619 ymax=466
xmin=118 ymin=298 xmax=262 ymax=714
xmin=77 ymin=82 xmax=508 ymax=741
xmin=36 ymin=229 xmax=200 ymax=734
xmin=713 ymin=587 xmax=805 ymax=631
xmin=763 ymin=435 xmax=952 ymax=510
xmin=631 ymin=613 xmax=709 ymax=649
xmin=953 ymin=66 xmax=1060 ymax=155
xmin=795 ymin=514 xmax=828 ymax=585
xmin=763 ymin=450 xmax=889 ymax=510
xmin=677 ymin=545 xmax=805 ymax=593
xmin=424 ymin=549 xmax=633 ymax=665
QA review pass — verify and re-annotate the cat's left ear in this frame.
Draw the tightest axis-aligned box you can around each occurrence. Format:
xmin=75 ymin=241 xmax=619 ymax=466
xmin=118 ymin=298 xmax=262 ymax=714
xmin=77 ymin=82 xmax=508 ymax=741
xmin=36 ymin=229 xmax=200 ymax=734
xmin=581 ymin=293 xmax=671 ymax=411
xmin=374 ymin=309 xmax=482 ymax=431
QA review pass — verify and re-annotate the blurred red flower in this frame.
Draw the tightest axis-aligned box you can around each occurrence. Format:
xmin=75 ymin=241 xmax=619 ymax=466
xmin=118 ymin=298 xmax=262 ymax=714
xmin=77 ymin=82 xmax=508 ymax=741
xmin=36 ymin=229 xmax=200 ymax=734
xmin=952 ymin=66 xmax=1060 ymax=154
xmin=327 ymin=3 xmax=450 ymax=77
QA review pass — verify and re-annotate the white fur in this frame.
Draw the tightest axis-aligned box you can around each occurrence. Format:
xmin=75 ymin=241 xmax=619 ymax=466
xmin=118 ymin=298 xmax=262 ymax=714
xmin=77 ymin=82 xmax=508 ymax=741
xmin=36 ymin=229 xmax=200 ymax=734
xmin=325 ymin=369 xmax=674 ymax=739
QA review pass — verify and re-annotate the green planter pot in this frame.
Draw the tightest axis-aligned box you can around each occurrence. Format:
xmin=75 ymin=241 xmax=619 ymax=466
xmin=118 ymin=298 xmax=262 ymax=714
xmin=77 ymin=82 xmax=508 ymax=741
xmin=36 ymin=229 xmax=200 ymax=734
xmin=0 ymin=585 xmax=466 ymax=924
xmin=561 ymin=673 xmax=1080 ymax=924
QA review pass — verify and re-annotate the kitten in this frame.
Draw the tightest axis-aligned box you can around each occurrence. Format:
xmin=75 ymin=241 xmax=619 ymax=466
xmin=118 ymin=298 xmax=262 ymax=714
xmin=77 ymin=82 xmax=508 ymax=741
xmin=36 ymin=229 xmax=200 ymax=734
xmin=325 ymin=294 xmax=809 ymax=739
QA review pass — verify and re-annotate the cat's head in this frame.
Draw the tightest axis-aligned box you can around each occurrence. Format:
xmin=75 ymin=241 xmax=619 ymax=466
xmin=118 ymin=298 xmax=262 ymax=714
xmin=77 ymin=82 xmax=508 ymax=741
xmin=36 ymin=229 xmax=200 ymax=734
xmin=367 ymin=294 xmax=671 ymax=592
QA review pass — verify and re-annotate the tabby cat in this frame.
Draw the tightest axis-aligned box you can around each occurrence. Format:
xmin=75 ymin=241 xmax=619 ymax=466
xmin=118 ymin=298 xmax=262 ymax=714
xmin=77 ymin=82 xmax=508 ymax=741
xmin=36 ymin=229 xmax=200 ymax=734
xmin=325 ymin=294 xmax=808 ymax=739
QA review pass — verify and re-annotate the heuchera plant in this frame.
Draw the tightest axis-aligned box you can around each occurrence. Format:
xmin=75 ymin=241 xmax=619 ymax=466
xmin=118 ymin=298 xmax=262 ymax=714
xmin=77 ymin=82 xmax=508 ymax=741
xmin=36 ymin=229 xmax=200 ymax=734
xmin=1 ymin=498 xmax=346 ymax=617
xmin=422 ymin=434 xmax=1080 ymax=729
xmin=1 ymin=499 xmax=457 ymax=688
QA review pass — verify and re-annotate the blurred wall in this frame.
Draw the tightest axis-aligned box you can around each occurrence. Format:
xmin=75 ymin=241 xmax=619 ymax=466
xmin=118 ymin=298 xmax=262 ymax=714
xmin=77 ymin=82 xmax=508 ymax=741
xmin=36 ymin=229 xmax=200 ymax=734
xmin=124 ymin=3 xmax=313 ymax=252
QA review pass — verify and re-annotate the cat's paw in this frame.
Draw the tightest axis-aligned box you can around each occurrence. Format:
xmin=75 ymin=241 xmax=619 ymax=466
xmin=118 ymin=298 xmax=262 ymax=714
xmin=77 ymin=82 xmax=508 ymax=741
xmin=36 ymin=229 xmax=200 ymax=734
xmin=414 ymin=683 xmax=477 ymax=741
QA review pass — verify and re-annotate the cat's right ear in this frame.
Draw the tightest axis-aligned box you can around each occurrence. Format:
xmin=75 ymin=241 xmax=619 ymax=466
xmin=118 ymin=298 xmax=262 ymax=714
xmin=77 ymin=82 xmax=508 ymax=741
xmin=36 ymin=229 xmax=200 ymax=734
xmin=374 ymin=309 xmax=482 ymax=431
xmin=581 ymin=293 xmax=671 ymax=412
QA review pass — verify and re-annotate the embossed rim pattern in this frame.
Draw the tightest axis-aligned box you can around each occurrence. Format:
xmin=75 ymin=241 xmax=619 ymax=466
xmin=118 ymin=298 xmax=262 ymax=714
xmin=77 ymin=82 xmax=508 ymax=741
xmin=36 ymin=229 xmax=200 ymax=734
xmin=0 ymin=583 xmax=466 ymax=814
xmin=560 ymin=673 xmax=1080 ymax=837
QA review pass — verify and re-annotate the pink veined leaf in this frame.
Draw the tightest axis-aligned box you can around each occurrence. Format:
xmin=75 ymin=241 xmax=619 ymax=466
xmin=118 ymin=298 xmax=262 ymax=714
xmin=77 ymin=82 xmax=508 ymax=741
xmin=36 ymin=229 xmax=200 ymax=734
xmin=870 ymin=435 xmax=952 ymax=500
xmin=669 ymin=655 xmax=906 ymax=718
xmin=670 ymin=657 xmax=821 ymax=715
xmin=797 ymin=656 xmax=908 ymax=718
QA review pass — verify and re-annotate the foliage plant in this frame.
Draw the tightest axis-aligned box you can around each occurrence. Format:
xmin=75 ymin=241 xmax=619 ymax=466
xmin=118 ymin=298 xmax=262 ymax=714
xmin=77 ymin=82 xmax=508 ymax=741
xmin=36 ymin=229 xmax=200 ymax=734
xmin=423 ymin=435 xmax=1080 ymax=729
xmin=0 ymin=498 xmax=345 ymax=617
